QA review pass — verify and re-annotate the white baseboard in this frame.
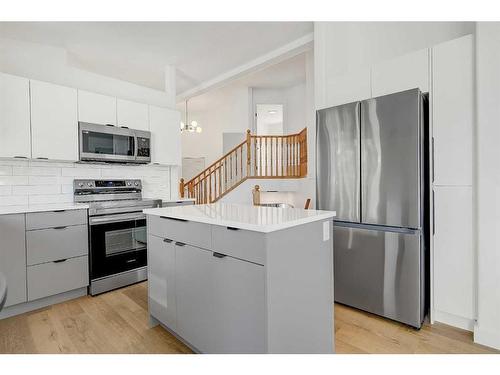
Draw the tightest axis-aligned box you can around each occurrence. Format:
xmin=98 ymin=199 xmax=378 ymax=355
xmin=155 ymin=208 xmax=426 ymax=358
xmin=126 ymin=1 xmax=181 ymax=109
xmin=0 ymin=287 xmax=87 ymax=320
xmin=433 ymin=310 xmax=475 ymax=331
xmin=474 ymin=325 xmax=500 ymax=350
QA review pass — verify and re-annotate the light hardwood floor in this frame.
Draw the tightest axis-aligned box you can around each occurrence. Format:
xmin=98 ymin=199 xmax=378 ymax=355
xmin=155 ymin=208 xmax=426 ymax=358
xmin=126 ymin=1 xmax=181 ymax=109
xmin=0 ymin=282 xmax=497 ymax=354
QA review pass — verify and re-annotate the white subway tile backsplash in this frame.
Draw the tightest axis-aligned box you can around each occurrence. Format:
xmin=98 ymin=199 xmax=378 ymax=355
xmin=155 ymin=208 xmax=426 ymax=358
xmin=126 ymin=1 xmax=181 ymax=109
xmin=0 ymin=176 xmax=29 ymax=186
xmin=0 ymin=195 xmax=28 ymax=206
xmin=0 ymin=159 xmax=172 ymax=205
xmin=12 ymin=185 xmax=61 ymax=195
xmin=13 ymin=167 xmax=61 ymax=176
xmin=0 ymin=166 xmax=12 ymax=176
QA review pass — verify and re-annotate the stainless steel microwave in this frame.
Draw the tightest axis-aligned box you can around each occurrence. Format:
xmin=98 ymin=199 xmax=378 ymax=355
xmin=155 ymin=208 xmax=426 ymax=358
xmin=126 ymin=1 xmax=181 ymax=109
xmin=79 ymin=122 xmax=151 ymax=164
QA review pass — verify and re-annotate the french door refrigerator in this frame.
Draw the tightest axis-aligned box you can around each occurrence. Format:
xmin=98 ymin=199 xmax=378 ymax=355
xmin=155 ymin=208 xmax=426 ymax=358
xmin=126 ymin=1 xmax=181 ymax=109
xmin=316 ymin=88 xmax=428 ymax=328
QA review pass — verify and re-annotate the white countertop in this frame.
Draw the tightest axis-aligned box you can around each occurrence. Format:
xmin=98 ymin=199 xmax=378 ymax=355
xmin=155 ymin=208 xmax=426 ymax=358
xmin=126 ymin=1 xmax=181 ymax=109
xmin=144 ymin=203 xmax=336 ymax=233
xmin=0 ymin=203 xmax=89 ymax=215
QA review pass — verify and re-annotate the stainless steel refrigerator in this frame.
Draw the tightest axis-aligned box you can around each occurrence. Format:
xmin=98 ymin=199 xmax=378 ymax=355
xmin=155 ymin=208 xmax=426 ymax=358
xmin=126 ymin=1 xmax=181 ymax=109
xmin=316 ymin=88 xmax=428 ymax=328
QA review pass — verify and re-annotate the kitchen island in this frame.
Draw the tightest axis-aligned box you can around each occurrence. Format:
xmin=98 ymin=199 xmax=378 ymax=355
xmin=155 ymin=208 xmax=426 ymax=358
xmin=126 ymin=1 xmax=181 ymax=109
xmin=144 ymin=203 xmax=336 ymax=354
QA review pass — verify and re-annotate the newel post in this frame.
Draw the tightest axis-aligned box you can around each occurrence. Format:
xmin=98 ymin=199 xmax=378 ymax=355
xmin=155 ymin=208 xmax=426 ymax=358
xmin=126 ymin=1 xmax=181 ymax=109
xmin=179 ymin=178 xmax=185 ymax=198
xmin=246 ymin=129 xmax=251 ymax=177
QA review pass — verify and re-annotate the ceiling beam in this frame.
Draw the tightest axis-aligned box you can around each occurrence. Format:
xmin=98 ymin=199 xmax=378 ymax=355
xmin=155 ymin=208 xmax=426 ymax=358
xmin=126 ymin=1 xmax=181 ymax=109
xmin=176 ymin=32 xmax=314 ymax=102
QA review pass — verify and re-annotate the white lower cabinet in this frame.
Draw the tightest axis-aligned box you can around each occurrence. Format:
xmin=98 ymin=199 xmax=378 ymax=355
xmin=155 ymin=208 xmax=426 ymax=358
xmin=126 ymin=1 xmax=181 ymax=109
xmin=433 ymin=186 xmax=474 ymax=326
xmin=0 ymin=214 xmax=27 ymax=307
xmin=148 ymin=235 xmax=177 ymax=330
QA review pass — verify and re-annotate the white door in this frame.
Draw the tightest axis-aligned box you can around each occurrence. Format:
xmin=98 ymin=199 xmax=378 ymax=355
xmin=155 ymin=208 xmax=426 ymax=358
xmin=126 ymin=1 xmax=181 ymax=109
xmin=149 ymin=105 xmax=181 ymax=165
xmin=433 ymin=186 xmax=474 ymax=326
xmin=0 ymin=73 xmax=31 ymax=158
xmin=371 ymin=48 xmax=430 ymax=97
xmin=30 ymin=80 xmax=78 ymax=161
xmin=117 ymin=99 xmax=149 ymax=131
xmin=147 ymin=235 xmax=177 ymax=330
xmin=0 ymin=214 xmax=27 ymax=307
xmin=175 ymin=243 xmax=213 ymax=352
xmin=78 ymin=90 xmax=117 ymax=125
xmin=432 ymin=34 xmax=474 ymax=186
xmin=210 ymin=253 xmax=266 ymax=353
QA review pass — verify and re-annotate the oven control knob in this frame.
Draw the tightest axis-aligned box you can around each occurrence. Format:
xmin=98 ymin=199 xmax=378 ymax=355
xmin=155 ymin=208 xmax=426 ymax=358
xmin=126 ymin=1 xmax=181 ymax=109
xmin=87 ymin=182 xmax=92 ymax=187
xmin=134 ymin=182 xmax=139 ymax=186
xmin=127 ymin=182 xmax=132 ymax=186
xmin=78 ymin=183 xmax=84 ymax=187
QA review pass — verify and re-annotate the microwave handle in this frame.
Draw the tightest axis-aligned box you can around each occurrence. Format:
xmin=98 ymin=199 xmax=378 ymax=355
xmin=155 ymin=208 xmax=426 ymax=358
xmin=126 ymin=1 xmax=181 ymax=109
xmin=134 ymin=134 xmax=138 ymax=160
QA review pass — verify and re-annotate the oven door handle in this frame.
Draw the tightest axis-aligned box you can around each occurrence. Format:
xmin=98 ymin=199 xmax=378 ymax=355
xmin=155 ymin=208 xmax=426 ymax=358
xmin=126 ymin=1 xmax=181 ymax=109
xmin=90 ymin=212 xmax=146 ymax=225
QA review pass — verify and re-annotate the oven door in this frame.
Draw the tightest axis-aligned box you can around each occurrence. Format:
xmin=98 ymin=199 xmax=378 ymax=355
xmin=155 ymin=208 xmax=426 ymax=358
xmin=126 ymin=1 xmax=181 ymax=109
xmin=89 ymin=212 xmax=147 ymax=280
xmin=79 ymin=122 xmax=136 ymax=163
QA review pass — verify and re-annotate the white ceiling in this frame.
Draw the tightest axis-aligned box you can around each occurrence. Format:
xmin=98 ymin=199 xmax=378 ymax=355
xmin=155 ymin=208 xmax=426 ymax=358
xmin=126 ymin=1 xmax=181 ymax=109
xmin=0 ymin=22 xmax=313 ymax=94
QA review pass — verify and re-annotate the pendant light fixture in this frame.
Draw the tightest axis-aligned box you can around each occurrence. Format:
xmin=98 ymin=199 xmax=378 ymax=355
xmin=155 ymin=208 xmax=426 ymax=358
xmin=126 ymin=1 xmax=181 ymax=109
xmin=180 ymin=99 xmax=203 ymax=133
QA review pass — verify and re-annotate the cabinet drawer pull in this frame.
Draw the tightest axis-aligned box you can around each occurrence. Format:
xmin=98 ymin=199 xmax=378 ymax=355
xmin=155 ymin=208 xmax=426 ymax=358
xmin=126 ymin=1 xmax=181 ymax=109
xmin=163 ymin=238 xmax=173 ymax=243
xmin=160 ymin=216 xmax=188 ymax=222
xmin=53 ymin=226 xmax=67 ymax=230
xmin=126 ymin=258 xmax=137 ymax=263
xmin=213 ymin=252 xmax=227 ymax=259
xmin=53 ymin=210 xmax=66 ymax=213
xmin=53 ymin=258 xmax=67 ymax=263
xmin=36 ymin=157 xmax=49 ymax=160
xmin=226 ymin=226 xmax=240 ymax=231
xmin=13 ymin=155 xmax=28 ymax=159
xmin=175 ymin=242 xmax=186 ymax=247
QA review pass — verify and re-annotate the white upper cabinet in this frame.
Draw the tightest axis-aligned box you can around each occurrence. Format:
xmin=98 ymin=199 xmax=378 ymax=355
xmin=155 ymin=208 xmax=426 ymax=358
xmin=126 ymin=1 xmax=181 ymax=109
xmin=371 ymin=48 xmax=430 ymax=97
xmin=117 ymin=99 xmax=149 ymax=131
xmin=77 ymin=90 xmax=117 ymax=125
xmin=432 ymin=35 xmax=473 ymax=186
xmin=0 ymin=73 xmax=31 ymax=158
xmin=30 ymin=80 xmax=78 ymax=161
xmin=324 ymin=67 xmax=371 ymax=108
xmin=149 ymin=105 xmax=181 ymax=165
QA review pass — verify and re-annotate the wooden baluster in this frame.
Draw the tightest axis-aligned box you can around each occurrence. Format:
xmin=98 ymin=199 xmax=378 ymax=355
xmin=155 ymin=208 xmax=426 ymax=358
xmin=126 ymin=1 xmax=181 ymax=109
xmin=240 ymin=147 xmax=243 ymax=179
xmin=253 ymin=137 xmax=257 ymax=176
xmin=179 ymin=178 xmax=185 ymax=198
xmin=281 ymin=138 xmax=284 ymax=176
xmin=209 ymin=169 xmax=212 ymax=203
xmin=219 ymin=163 xmax=222 ymax=198
xmin=246 ymin=129 xmax=251 ymax=178
xmin=275 ymin=137 xmax=278 ymax=177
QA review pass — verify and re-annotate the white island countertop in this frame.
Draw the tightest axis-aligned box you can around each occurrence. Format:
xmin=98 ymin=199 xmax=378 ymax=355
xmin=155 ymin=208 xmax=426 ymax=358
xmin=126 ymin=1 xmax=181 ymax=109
xmin=0 ymin=203 xmax=89 ymax=215
xmin=144 ymin=202 xmax=336 ymax=233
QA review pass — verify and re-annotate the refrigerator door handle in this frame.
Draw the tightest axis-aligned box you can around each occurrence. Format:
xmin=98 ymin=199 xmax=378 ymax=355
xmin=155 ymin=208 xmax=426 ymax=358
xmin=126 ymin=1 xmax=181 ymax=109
xmin=432 ymin=190 xmax=436 ymax=235
xmin=432 ymin=137 xmax=435 ymax=183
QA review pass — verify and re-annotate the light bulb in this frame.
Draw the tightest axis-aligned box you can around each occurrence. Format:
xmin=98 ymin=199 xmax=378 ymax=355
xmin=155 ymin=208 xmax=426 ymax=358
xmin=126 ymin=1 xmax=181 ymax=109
xmin=190 ymin=120 xmax=198 ymax=127
xmin=196 ymin=127 xmax=203 ymax=133
xmin=180 ymin=121 xmax=185 ymax=130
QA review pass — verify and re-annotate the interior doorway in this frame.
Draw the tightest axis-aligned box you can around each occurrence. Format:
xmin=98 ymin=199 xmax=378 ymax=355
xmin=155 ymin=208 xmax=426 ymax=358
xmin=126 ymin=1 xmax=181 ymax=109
xmin=255 ymin=104 xmax=284 ymax=135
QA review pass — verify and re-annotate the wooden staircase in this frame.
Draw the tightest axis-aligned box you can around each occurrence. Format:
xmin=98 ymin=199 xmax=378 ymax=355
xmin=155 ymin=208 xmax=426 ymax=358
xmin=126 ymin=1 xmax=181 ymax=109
xmin=180 ymin=128 xmax=308 ymax=204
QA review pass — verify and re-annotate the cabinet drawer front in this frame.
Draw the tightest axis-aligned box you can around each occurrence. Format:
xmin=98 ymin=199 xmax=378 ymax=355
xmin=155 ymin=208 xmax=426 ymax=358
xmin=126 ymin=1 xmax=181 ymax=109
xmin=27 ymin=224 xmax=88 ymax=265
xmin=27 ymin=256 xmax=89 ymax=301
xmin=27 ymin=209 xmax=87 ymax=230
xmin=148 ymin=215 xmax=211 ymax=249
xmin=212 ymin=225 xmax=265 ymax=265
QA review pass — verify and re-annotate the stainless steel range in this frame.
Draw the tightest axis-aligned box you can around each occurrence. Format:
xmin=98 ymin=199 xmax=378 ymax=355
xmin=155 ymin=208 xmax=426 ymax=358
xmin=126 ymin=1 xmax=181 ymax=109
xmin=74 ymin=179 xmax=161 ymax=295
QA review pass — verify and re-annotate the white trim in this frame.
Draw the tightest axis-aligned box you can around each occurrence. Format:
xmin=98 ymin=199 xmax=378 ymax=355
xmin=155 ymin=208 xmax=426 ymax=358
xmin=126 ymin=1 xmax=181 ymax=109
xmin=433 ymin=309 xmax=475 ymax=331
xmin=0 ymin=287 xmax=87 ymax=320
xmin=177 ymin=33 xmax=314 ymax=101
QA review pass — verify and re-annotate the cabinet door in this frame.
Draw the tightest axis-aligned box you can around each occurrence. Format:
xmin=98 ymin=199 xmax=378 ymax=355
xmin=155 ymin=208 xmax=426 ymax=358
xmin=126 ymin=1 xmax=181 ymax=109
xmin=0 ymin=214 xmax=27 ymax=307
xmin=211 ymin=253 xmax=266 ymax=353
xmin=324 ymin=67 xmax=371 ymax=108
xmin=147 ymin=235 xmax=177 ymax=330
xmin=175 ymin=243 xmax=213 ymax=352
xmin=433 ymin=186 xmax=474 ymax=322
xmin=30 ymin=80 xmax=78 ymax=161
xmin=117 ymin=99 xmax=149 ymax=131
xmin=149 ymin=106 xmax=181 ymax=165
xmin=371 ymin=48 xmax=429 ymax=97
xmin=0 ymin=73 xmax=31 ymax=158
xmin=432 ymin=35 xmax=473 ymax=186
xmin=78 ymin=90 xmax=117 ymax=125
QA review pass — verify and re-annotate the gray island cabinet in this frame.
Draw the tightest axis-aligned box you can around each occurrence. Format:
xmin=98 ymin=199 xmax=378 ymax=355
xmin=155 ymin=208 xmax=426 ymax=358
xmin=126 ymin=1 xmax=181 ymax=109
xmin=144 ymin=203 xmax=336 ymax=354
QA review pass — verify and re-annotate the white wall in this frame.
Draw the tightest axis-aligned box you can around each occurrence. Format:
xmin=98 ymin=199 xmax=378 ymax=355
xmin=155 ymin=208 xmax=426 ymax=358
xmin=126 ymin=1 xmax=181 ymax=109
xmin=474 ymin=22 xmax=500 ymax=350
xmin=0 ymin=37 xmax=175 ymax=108
xmin=180 ymin=84 xmax=250 ymax=167
xmin=0 ymin=159 xmax=174 ymax=205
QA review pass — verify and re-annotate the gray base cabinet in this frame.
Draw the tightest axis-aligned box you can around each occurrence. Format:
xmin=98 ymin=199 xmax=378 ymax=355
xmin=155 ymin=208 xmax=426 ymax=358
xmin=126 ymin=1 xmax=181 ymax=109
xmin=0 ymin=214 xmax=27 ymax=307
xmin=147 ymin=214 xmax=334 ymax=354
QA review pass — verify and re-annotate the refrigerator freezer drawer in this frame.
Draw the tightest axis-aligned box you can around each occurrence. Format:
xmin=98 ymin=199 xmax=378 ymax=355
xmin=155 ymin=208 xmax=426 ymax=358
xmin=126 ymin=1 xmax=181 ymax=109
xmin=334 ymin=223 xmax=424 ymax=328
